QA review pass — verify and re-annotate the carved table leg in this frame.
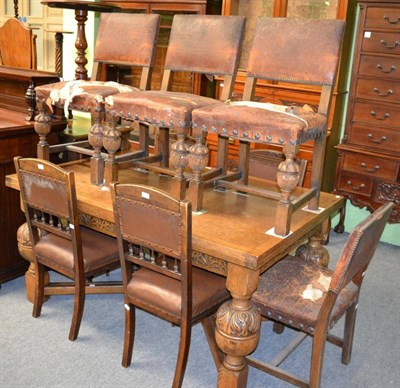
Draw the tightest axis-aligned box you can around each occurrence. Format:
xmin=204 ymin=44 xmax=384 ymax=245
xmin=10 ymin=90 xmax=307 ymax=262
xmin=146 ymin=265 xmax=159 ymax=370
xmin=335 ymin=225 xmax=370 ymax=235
xmin=17 ymin=223 xmax=49 ymax=303
xmin=334 ymin=197 xmax=347 ymax=233
xmin=74 ymin=9 xmax=88 ymax=80
xmin=215 ymin=264 xmax=261 ymax=387
xmin=295 ymin=223 xmax=330 ymax=267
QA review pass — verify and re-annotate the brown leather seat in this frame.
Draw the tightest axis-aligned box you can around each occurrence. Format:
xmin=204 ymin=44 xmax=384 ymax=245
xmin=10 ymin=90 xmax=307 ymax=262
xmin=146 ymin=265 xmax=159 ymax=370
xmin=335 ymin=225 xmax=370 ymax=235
xmin=247 ymin=202 xmax=393 ymax=388
xmin=111 ymin=183 xmax=230 ymax=388
xmin=14 ymin=157 xmax=122 ymax=341
xmin=190 ymin=18 xmax=346 ymax=236
xmin=104 ymin=14 xmax=245 ymax=192
xmin=33 ymin=13 xmax=160 ymax=186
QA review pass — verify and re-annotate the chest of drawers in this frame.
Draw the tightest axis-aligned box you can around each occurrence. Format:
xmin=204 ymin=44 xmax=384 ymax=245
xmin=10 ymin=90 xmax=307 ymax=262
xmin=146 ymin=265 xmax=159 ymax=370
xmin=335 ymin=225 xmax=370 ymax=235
xmin=334 ymin=0 xmax=400 ymax=225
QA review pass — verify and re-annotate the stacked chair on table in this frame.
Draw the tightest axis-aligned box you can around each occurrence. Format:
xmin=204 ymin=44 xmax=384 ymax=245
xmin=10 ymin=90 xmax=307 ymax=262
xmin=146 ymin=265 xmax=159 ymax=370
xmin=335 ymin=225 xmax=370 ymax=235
xmin=248 ymin=201 xmax=393 ymax=387
xmin=34 ymin=13 xmax=160 ymax=186
xmin=14 ymin=157 xmax=122 ymax=341
xmin=190 ymin=18 xmax=346 ymax=236
xmin=104 ymin=14 xmax=245 ymax=191
xmin=111 ymin=183 xmax=230 ymax=388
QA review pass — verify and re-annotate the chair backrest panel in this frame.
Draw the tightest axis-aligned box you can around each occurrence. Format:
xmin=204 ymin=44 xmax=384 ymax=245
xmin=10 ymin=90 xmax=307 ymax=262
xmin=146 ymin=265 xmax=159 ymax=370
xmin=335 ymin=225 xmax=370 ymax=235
xmin=94 ymin=13 xmax=160 ymax=68
xmin=330 ymin=202 xmax=393 ymax=294
xmin=112 ymin=184 xmax=190 ymax=260
xmin=164 ymin=14 xmax=245 ymax=76
xmin=0 ymin=18 xmax=37 ymax=69
xmin=247 ymin=18 xmax=345 ymax=86
xmin=14 ymin=157 xmax=81 ymax=246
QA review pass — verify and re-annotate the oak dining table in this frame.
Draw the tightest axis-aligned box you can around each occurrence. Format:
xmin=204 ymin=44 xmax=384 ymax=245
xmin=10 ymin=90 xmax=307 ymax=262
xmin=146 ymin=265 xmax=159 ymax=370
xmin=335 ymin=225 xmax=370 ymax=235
xmin=6 ymin=158 xmax=344 ymax=387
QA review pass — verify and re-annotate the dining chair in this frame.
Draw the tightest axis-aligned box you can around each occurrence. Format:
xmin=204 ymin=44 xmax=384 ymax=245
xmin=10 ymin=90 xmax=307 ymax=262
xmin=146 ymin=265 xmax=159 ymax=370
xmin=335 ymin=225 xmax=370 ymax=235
xmin=248 ymin=201 xmax=393 ymax=388
xmin=111 ymin=182 xmax=230 ymax=388
xmin=190 ymin=18 xmax=345 ymax=235
xmin=34 ymin=13 xmax=160 ymax=185
xmin=0 ymin=18 xmax=37 ymax=69
xmin=14 ymin=157 xmax=122 ymax=341
xmin=104 ymin=14 xmax=245 ymax=192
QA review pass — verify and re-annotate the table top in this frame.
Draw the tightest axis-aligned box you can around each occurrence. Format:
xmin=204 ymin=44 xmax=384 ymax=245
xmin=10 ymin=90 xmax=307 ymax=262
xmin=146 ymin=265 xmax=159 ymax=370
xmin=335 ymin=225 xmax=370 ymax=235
xmin=6 ymin=159 xmax=343 ymax=272
xmin=41 ymin=1 xmax=120 ymax=12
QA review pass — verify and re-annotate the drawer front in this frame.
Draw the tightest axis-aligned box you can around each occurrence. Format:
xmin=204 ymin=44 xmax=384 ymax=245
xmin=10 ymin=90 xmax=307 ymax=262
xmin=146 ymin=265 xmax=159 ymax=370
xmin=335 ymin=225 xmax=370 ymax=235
xmin=356 ymin=78 xmax=400 ymax=103
xmin=362 ymin=31 xmax=400 ymax=54
xmin=338 ymin=171 xmax=373 ymax=197
xmin=352 ymin=100 xmax=399 ymax=129
xmin=343 ymin=153 xmax=399 ymax=180
xmin=348 ymin=124 xmax=400 ymax=154
xmin=359 ymin=55 xmax=400 ymax=80
xmin=365 ymin=7 xmax=400 ymax=31
xmin=356 ymin=77 xmax=400 ymax=103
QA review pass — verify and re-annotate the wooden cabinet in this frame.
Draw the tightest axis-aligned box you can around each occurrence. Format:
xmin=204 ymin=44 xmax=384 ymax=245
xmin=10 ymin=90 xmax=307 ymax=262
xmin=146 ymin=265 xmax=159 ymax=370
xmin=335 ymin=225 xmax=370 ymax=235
xmin=100 ymin=0 xmax=222 ymax=93
xmin=333 ymin=0 xmax=400 ymax=224
xmin=206 ymin=0 xmax=355 ymax=190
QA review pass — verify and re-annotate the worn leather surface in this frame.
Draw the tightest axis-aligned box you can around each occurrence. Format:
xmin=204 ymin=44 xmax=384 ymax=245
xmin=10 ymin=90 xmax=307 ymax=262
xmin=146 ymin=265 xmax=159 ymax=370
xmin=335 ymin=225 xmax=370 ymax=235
xmin=248 ymin=18 xmax=345 ymax=86
xmin=106 ymin=90 xmax=223 ymax=128
xmin=164 ymin=14 xmax=245 ymax=75
xmin=192 ymin=103 xmax=326 ymax=144
xmin=127 ymin=266 xmax=229 ymax=322
xmin=252 ymin=255 xmax=359 ymax=332
xmin=34 ymin=226 xmax=119 ymax=277
xmin=95 ymin=13 xmax=159 ymax=67
xmin=36 ymin=80 xmax=138 ymax=112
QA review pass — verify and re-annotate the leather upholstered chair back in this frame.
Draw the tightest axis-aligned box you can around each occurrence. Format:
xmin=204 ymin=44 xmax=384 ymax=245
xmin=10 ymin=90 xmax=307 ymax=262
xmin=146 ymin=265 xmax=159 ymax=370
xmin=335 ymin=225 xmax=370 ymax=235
xmin=93 ymin=13 xmax=160 ymax=89
xmin=162 ymin=14 xmax=245 ymax=99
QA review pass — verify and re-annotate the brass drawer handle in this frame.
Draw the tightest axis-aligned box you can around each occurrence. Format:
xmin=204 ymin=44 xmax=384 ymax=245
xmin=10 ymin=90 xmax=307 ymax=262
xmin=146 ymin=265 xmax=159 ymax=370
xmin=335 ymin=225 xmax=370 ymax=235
xmin=376 ymin=64 xmax=397 ymax=73
xmin=370 ymin=111 xmax=390 ymax=120
xmin=373 ymin=87 xmax=393 ymax=97
xmin=380 ymin=39 xmax=400 ymax=49
xmin=347 ymin=181 xmax=365 ymax=191
xmin=367 ymin=133 xmax=387 ymax=143
xmin=384 ymin=16 xmax=400 ymax=25
xmin=361 ymin=162 xmax=380 ymax=173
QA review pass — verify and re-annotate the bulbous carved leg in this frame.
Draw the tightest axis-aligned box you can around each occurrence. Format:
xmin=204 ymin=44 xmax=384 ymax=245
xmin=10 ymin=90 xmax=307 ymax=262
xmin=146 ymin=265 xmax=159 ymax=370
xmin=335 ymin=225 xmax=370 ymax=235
xmin=17 ymin=223 xmax=49 ymax=303
xmin=103 ymin=115 xmax=121 ymax=187
xmin=215 ymin=265 xmax=261 ymax=387
xmin=275 ymin=144 xmax=300 ymax=236
xmin=34 ymin=100 xmax=52 ymax=160
xmin=88 ymin=110 xmax=105 ymax=186
xmin=169 ymin=127 xmax=189 ymax=200
xmin=188 ymin=131 xmax=209 ymax=212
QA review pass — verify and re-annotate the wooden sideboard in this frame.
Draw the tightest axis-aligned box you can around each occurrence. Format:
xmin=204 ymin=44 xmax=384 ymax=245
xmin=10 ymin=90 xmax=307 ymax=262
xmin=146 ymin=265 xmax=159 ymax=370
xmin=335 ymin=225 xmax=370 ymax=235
xmin=0 ymin=66 xmax=66 ymax=285
xmin=333 ymin=0 xmax=400 ymax=224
